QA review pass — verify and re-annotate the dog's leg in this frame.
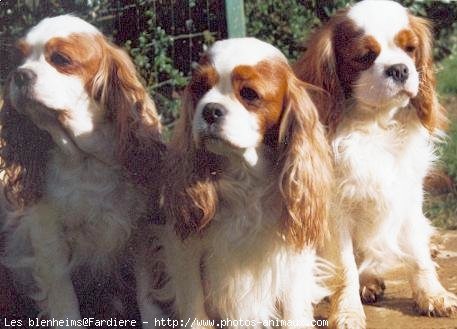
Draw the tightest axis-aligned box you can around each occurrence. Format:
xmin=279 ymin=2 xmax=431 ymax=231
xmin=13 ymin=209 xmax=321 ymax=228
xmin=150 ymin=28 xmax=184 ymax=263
xmin=166 ymin=237 xmax=210 ymax=329
xmin=283 ymin=249 xmax=320 ymax=329
xmin=324 ymin=220 xmax=366 ymax=329
xmin=403 ymin=213 xmax=457 ymax=317
xmin=135 ymin=260 xmax=169 ymax=329
xmin=29 ymin=205 xmax=84 ymax=328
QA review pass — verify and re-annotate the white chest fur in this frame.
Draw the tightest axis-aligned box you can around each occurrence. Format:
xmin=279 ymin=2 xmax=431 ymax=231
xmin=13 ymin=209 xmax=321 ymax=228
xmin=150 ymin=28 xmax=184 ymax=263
xmin=45 ymin=151 xmax=144 ymax=269
xmin=332 ymin=106 xmax=437 ymax=267
xmin=3 ymin=149 xmax=144 ymax=275
xmin=333 ymin=108 xmax=434 ymax=209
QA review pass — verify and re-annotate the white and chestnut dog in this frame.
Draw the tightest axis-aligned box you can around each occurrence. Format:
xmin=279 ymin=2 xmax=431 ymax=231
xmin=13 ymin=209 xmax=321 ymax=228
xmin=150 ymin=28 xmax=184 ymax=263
xmin=149 ymin=38 xmax=332 ymax=326
xmin=294 ymin=0 xmax=457 ymax=327
xmin=0 ymin=16 xmax=164 ymax=324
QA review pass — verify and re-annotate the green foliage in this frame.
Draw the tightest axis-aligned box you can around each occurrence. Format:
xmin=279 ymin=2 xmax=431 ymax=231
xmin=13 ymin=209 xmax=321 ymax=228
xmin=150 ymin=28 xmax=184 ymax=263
xmin=437 ymin=56 xmax=457 ymax=181
xmin=438 ymin=54 xmax=457 ymax=95
xmin=124 ymin=11 xmax=188 ymax=126
xmin=425 ymin=193 xmax=457 ymax=230
xmin=245 ymin=0 xmax=318 ymax=60
xmin=442 ymin=123 xmax=457 ymax=180
xmin=426 ymin=95 xmax=457 ymax=230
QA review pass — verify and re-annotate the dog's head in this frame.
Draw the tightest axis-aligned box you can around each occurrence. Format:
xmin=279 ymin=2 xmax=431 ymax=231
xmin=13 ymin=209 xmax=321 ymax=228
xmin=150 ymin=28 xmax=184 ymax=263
xmin=295 ymin=0 xmax=445 ymax=132
xmin=1 ymin=15 xmax=163 ymax=208
xmin=166 ymin=38 xmax=332 ymax=248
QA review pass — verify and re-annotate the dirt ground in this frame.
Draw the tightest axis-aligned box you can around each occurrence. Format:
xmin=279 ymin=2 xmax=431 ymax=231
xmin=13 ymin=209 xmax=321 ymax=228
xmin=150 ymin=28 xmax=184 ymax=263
xmin=316 ymin=230 xmax=457 ymax=329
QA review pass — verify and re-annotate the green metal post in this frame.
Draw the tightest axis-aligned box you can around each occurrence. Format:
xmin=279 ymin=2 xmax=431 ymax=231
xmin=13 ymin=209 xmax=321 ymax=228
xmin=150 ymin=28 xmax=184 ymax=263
xmin=225 ymin=0 xmax=246 ymax=38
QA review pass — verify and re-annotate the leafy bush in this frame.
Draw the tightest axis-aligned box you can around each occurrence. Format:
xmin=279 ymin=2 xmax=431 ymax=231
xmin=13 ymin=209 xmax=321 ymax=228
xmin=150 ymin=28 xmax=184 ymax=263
xmin=438 ymin=54 xmax=457 ymax=95
xmin=442 ymin=124 xmax=457 ymax=180
xmin=244 ymin=1 xmax=318 ymax=60
xmin=124 ymin=14 xmax=188 ymax=127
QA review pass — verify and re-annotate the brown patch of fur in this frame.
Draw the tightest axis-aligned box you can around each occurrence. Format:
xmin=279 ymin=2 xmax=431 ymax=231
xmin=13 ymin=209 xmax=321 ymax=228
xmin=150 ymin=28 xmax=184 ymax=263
xmin=333 ymin=21 xmax=381 ymax=97
xmin=44 ymin=35 xmax=102 ymax=84
xmin=188 ymin=63 xmax=219 ymax=104
xmin=16 ymin=39 xmax=31 ymax=58
xmin=394 ymin=29 xmax=419 ymax=59
xmin=424 ymin=168 xmax=454 ymax=194
xmin=232 ymin=61 xmax=287 ymax=136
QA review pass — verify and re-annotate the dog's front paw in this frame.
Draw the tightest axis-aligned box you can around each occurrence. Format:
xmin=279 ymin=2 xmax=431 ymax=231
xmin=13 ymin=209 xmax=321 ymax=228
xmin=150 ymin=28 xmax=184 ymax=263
xmin=360 ymin=276 xmax=385 ymax=304
xmin=414 ymin=289 xmax=457 ymax=317
xmin=328 ymin=310 xmax=366 ymax=329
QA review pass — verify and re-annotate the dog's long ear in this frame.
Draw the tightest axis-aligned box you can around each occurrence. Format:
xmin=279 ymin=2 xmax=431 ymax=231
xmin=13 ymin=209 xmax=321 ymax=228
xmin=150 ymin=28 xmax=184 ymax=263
xmin=277 ymin=74 xmax=332 ymax=249
xmin=163 ymin=88 xmax=221 ymax=240
xmin=293 ymin=14 xmax=346 ymax=132
xmin=0 ymin=79 xmax=53 ymax=209
xmin=409 ymin=15 xmax=447 ymax=132
xmin=93 ymin=37 xmax=165 ymax=197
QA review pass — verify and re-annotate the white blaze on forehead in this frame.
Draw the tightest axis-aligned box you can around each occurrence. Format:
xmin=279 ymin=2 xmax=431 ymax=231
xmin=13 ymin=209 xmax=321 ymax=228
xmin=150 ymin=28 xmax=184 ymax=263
xmin=208 ymin=37 xmax=287 ymax=74
xmin=348 ymin=0 xmax=409 ymax=41
xmin=25 ymin=15 xmax=100 ymax=45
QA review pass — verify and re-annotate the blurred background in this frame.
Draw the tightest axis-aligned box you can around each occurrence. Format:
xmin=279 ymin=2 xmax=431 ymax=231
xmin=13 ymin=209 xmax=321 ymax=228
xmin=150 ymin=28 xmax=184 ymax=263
xmin=0 ymin=0 xmax=456 ymax=228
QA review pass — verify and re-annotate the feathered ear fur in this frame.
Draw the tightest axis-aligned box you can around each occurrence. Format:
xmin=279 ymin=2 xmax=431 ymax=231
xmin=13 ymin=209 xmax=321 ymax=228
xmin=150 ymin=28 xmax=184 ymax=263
xmin=163 ymin=89 xmax=222 ymax=240
xmin=293 ymin=13 xmax=346 ymax=132
xmin=93 ymin=37 xmax=165 ymax=198
xmin=0 ymin=79 xmax=53 ymax=209
xmin=277 ymin=74 xmax=332 ymax=249
xmin=409 ymin=15 xmax=447 ymax=132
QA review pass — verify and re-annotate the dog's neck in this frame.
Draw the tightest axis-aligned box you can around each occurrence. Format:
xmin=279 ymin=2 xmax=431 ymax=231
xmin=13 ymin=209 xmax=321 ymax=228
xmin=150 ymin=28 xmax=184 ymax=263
xmin=341 ymin=98 xmax=416 ymax=131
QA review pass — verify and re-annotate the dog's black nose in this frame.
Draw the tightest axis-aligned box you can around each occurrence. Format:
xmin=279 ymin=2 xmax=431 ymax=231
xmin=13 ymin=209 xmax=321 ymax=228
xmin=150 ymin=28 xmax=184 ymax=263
xmin=202 ymin=103 xmax=227 ymax=125
xmin=14 ymin=68 xmax=36 ymax=87
xmin=385 ymin=64 xmax=409 ymax=83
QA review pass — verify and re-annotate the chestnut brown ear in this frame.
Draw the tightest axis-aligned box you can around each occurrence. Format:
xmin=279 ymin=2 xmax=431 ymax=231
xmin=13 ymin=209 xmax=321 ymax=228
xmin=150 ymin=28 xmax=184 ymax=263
xmin=162 ymin=89 xmax=220 ymax=240
xmin=277 ymin=74 xmax=332 ymax=249
xmin=0 ymin=78 xmax=53 ymax=209
xmin=293 ymin=16 xmax=345 ymax=132
xmin=409 ymin=15 xmax=447 ymax=132
xmin=93 ymin=38 xmax=165 ymax=201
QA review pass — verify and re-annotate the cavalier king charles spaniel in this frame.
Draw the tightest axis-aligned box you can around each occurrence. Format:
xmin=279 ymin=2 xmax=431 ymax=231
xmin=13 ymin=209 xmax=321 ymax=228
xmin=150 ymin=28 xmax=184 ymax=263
xmin=0 ymin=15 xmax=165 ymax=325
xmin=294 ymin=0 xmax=457 ymax=327
xmin=144 ymin=37 xmax=333 ymax=327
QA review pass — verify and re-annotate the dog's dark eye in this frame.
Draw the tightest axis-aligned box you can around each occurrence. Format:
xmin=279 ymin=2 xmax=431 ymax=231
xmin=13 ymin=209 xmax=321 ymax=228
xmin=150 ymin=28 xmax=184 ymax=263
xmin=354 ymin=50 xmax=377 ymax=65
xmin=50 ymin=52 xmax=72 ymax=66
xmin=405 ymin=45 xmax=416 ymax=53
xmin=240 ymin=87 xmax=259 ymax=102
